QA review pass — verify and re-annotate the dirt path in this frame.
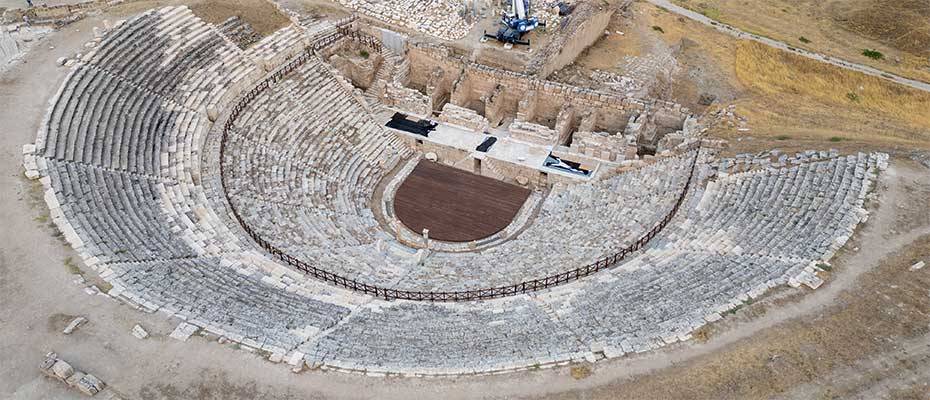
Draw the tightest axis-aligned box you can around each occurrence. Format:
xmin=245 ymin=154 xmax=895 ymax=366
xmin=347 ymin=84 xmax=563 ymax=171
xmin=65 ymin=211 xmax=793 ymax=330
xmin=644 ymin=0 xmax=930 ymax=93
xmin=0 ymin=4 xmax=928 ymax=400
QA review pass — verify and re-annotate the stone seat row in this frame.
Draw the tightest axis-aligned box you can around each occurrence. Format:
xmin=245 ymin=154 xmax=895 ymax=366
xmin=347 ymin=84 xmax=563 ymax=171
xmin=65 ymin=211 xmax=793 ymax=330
xmin=87 ymin=7 xmax=235 ymax=102
xmin=107 ymin=255 xmax=352 ymax=354
xmin=248 ymin=150 xmax=700 ymax=292
xmin=44 ymin=160 xmax=195 ymax=264
xmin=41 ymin=65 xmax=193 ymax=176
xmin=672 ymin=154 xmax=881 ymax=262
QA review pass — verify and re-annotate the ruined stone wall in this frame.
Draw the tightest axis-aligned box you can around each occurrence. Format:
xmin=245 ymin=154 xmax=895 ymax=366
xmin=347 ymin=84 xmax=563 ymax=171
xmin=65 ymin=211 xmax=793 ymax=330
xmin=406 ymin=43 xmax=463 ymax=95
xmin=481 ymin=157 xmax=544 ymax=189
xmin=525 ymin=1 xmax=618 ymax=79
xmin=438 ymin=104 xmax=490 ymax=133
xmin=329 ymin=51 xmax=381 ymax=90
xmin=390 ymin=37 xmax=691 ymax=164
xmin=384 ymin=84 xmax=431 ymax=116
xmin=568 ymin=131 xmax=637 ymax=162
xmin=463 ymin=63 xmax=687 ymax=135
xmin=404 ymin=40 xmax=688 ymax=136
xmin=509 ymin=120 xmax=558 ymax=145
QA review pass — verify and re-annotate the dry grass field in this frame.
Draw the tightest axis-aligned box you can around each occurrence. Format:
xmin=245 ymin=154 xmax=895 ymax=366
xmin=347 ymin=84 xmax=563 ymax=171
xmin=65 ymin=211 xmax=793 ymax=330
xmin=670 ymin=0 xmax=930 ymax=83
xmin=731 ymin=40 xmax=930 ymax=146
xmin=88 ymin=0 xmax=292 ymax=37
xmin=834 ymin=0 xmax=930 ymax=56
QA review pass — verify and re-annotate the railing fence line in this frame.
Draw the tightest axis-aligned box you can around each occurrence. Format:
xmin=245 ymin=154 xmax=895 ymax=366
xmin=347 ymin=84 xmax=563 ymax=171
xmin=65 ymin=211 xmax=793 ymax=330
xmin=218 ymin=31 xmax=702 ymax=302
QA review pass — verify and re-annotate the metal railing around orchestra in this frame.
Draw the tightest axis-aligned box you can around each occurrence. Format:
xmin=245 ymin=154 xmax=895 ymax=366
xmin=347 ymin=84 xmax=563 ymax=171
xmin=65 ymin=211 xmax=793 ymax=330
xmin=218 ymin=36 xmax=702 ymax=302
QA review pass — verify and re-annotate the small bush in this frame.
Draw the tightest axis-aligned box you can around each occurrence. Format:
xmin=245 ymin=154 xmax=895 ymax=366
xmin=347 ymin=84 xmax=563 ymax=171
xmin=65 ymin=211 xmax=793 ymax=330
xmin=693 ymin=326 xmax=711 ymax=342
xmin=570 ymin=365 xmax=593 ymax=380
xmin=846 ymin=92 xmax=860 ymax=102
xmin=700 ymin=8 xmax=721 ymax=19
xmin=34 ymin=213 xmax=49 ymax=223
xmin=829 ymin=136 xmax=845 ymax=142
xmin=799 ymin=36 xmax=811 ymax=44
xmin=862 ymin=49 xmax=884 ymax=60
xmin=359 ymin=50 xmax=369 ymax=59
xmin=652 ymin=25 xmax=665 ymax=34
xmin=725 ymin=303 xmax=745 ymax=315
xmin=776 ymin=134 xmax=791 ymax=141
xmin=96 ymin=281 xmax=113 ymax=293
xmin=64 ymin=257 xmax=82 ymax=275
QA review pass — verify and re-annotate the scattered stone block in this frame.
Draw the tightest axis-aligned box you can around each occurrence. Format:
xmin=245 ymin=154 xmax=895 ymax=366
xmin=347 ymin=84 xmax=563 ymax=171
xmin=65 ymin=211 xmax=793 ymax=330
xmin=51 ymin=360 xmax=75 ymax=381
xmin=910 ymin=261 xmax=925 ymax=271
xmin=75 ymin=374 xmax=106 ymax=396
xmin=65 ymin=371 xmax=86 ymax=388
xmin=39 ymin=352 xmax=58 ymax=374
xmin=62 ymin=316 xmax=87 ymax=334
xmin=287 ymin=351 xmax=305 ymax=366
xmin=131 ymin=324 xmax=149 ymax=339
xmin=168 ymin=322 xmax=198 ymax=341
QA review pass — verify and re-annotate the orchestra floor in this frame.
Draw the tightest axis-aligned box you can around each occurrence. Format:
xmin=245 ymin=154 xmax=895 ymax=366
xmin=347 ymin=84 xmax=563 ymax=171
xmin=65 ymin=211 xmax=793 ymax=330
xmin=393 ymin=160 xmax=531 ymax=242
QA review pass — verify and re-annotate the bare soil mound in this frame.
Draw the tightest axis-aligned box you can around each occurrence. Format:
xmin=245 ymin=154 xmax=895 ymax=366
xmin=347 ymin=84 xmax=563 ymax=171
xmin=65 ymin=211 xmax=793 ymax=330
xmin=189 ymin=0 xmax=290 ymax=37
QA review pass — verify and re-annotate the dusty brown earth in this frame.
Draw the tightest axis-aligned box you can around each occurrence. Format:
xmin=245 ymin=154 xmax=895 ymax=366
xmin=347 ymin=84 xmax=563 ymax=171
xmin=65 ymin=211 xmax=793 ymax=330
xmin=188 ymin=0 xmax=290 ymax=36
xmin=670 ymin=0 xmax=930 ymax=83
xmin=832 ymin=0 xmax=930 ymax=56
xmin=1 ymin=1 xmax=929 ymax=399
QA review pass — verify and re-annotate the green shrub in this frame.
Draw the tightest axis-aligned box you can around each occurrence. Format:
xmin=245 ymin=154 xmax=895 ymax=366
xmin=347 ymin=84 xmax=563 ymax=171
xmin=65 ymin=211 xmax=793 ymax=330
xmin=846 ymin=92 xmax=860 ymax=102
xmin=64 ymin=257 xmax=82 ymax=275
xmin=862 ymin=49 xmax=884 ymax=60
xmin=700 ymin=8 xmax=721 ymax=19
xmin=359 ymin=49 xmax=369 ymax=59
xmin=799 ymin=36 xmax=811 ymax=44
xmin=776 ymin=134 xmax=791 ymax=141
xmin=829 ymin=136 xmax=845 ymax=142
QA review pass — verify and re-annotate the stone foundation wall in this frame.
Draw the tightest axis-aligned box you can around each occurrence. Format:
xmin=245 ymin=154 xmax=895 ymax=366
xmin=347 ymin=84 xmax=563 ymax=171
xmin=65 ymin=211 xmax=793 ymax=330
xmin=569 ymin=131 xmax=638 ymax=162
xmin=509 ymin=120 xmax=558 ymax=146
xmin=362 ymin=23 xmax=693 ymax=168
xmin=438 ymin=103 xmax=490 ymax=133
xmin=384 ymin=84 xmax=431 ymax=117
xmin=329 ymin=51 xmax=381 ymax=90
xmin=525 ymin=1 xmax=619 ymax=79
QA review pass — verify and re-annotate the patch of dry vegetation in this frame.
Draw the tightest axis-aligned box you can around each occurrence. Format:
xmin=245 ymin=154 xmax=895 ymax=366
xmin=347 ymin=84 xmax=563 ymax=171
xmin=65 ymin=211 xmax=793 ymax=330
xmin=731 ymin=41 xmax=930 ymax=145
xmin=188 ymin=0 xmax=290 ymax=37
xmin=671 ymin=0 xmax=930 ymax=83
xmin=570 ymin=364 xmax=593 ymax=380
xmin=834 ymin=0 xmax=930 ymax=57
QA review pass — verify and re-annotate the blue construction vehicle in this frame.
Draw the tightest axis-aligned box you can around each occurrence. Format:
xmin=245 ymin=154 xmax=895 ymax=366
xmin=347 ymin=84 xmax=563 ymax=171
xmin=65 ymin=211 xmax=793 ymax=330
xmin=483 ymin=0 xmax=545 ymax=46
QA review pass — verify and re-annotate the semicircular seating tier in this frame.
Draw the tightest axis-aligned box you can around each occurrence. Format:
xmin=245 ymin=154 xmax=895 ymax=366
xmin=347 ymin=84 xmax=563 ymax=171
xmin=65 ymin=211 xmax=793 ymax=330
xmin=223 ymin=58 xmax=696 ymax=292
xmin=26 ymin=6 xmax=888 ymax=375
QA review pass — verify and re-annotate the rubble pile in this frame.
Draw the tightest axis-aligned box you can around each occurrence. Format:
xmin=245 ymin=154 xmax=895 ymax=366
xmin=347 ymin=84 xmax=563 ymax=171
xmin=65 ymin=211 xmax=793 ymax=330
xmin=335 ymin=0 xmax=473 ymax=40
